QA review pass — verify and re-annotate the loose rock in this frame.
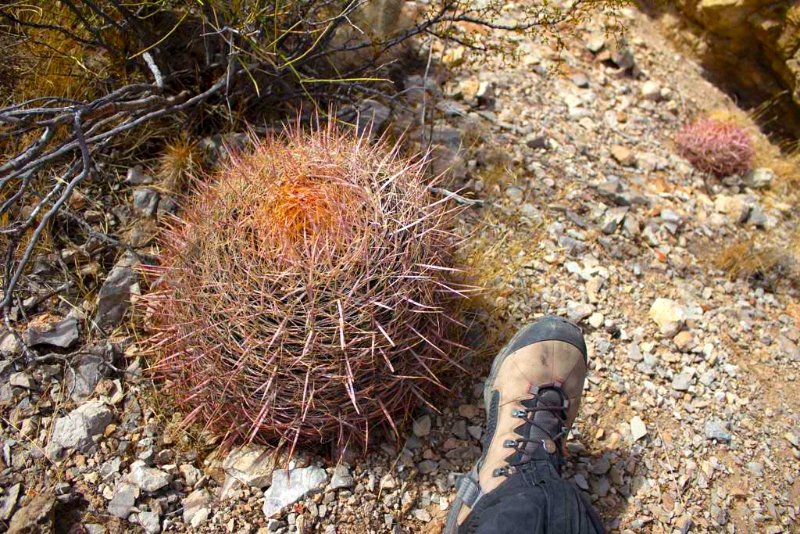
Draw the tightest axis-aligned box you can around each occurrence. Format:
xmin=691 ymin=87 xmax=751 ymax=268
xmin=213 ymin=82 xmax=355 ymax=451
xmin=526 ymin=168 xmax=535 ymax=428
xmin=8 ymin=494 xmax=55 ymax=534
xmin=630 ymin=416 xmax=648 ymax=441
xmin=0 ymin=483 xmax=21 ymax=521
xmin=129 ymin=461 xmax=170 ymax=493
xmin=649 ymin=298 xmax=686 ymax=337
xmin=673 ymin=330 xmax=695 ymax=352
xmin=413 ymin=415 xmax=432 ymax=437
xmin=108 ymin=482 xmax=138 ymax=519
xmin=330 ymin=465 xmax=354 ymax=490
xmin=48 ymin=400 xmax=113 ymax=457
xmin=137 ymin=511 xmax=161 ymax=534
xmin=133 ymin=188 xmax=160 ymax=217
xmin=223 ymin=444 xmax=281 ymax=488
xmin=95 ymin=253 xmax=139 ymax=330
xmin=182 ymin=489 xmax=212 ymax=527
xmin=25 ymin=317 xmax=79 ymax=348
xmin=262 ymin=467 xmax=328 ymax=518
xmin=671 ymin=371 xmax=693 ymax=392
xmin=704 ymin=418 xmax=732 ymax=443
xmin=0 ymin=333 xmax=21 ymax=356
xmin=640 ymin=80 xmax=661 ymax=100
xmin=611 ymin=145 xmax=636 ymax=167
xmin=744 ymin=168 xmax=774 ymax=189
xmin=567 ymin=301 xmax=594 ymax=323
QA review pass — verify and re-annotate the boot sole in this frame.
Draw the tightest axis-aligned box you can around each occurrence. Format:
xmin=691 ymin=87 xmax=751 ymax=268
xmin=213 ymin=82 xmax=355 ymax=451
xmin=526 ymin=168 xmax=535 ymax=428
xmin=444 ymin=316 xmax=587 ymax=533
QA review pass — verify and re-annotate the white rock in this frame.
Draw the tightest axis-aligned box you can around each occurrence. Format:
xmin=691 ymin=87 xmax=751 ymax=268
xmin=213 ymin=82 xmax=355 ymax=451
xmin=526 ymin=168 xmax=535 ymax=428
xmin=672 ymin=371 xmax=693 ymax=391
xmin=190 ymin=507 xmax=210 ymax=528
xmin=262 ymin=466 xmax=328 ymax=518
xmin=0 ymin=333 xmax=21 ymax=356
xmin=107 ymin=482 xmax=139 ymax=518
xmin=329 ymin=465 xmax=354 ymax=490
xmin=129 ymin=461 xmax=170 ymax=493
xmin=505 ymin=186 xmax=523 ymax=203
xmin=630 ymin=416 xmax=648 ymax=441
xmin=0 ymin=482 xmax=21 ymax=521
xmin=585 ymin=34 xmax=606 ymax=53
xmin=649 ymin=298 xmax=686 ymax=337
xmin=49 ymin=400 xmax=113 ymax=456
xmin=223 ymin=444 xmax=280 ymax=488
xmin=137 ymin=511 xmax=161 ymax=534
xmin=567 ymin=301 xmax=594 ymax=323
xmin=219 ymin=475 xmax=246 ymax=501
xmin=179 ymin=464 xmax=202 ymax=488
xmin=640 ymin=80 xmax=661 ymax=101
xmin=9 ymin=373 xmax=33 ymax=389
xmin=744 ymin=168 xmax=774 ymax=189
xmin=182 ymin=489 xmax=212 ymax=526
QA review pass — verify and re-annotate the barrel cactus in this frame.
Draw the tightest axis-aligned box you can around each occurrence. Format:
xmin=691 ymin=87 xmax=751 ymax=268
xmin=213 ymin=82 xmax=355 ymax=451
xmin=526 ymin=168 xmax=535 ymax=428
xmin=143 ymin=122 xmax=462 ymax=452
xmin=675 ymin=118 xmax=753 ymax=178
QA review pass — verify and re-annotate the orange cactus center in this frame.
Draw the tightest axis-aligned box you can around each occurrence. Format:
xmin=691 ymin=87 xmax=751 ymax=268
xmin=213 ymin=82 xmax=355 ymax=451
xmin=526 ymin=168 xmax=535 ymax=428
xmin=255 ymin=175 xmax=363 ymax=247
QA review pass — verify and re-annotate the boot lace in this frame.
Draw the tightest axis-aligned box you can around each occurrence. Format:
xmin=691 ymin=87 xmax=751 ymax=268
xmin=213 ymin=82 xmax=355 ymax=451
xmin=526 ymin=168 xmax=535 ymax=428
xmin=492 ymin=381 xmax=569 ymax=477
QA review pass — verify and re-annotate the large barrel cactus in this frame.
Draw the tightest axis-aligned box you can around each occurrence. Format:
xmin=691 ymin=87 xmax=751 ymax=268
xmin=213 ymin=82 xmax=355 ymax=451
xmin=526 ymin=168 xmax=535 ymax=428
xmin=144 ymin=122 xmax=462 ymax=451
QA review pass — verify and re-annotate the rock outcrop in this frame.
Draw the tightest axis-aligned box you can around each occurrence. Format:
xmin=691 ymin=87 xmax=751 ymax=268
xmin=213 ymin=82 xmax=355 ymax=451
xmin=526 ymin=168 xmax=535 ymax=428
xmin=649 ymin=0 xmax=800 ymax=137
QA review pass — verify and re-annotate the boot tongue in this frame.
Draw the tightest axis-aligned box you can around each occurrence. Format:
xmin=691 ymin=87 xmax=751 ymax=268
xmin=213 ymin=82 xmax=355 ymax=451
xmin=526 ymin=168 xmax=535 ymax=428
xmin=520 ymin=388 xmax=564 ymax=449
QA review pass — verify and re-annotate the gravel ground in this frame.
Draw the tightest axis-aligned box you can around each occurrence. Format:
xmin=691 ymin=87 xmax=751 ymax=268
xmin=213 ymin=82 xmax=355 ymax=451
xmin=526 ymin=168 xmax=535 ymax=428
xmin=1 ymin=5 xmax=799 ymax=534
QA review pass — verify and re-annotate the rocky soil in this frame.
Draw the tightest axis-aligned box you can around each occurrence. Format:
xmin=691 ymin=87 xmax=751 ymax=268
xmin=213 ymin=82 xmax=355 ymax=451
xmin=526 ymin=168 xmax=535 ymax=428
xmin=2 ymin=5 xmax=799 ymax=534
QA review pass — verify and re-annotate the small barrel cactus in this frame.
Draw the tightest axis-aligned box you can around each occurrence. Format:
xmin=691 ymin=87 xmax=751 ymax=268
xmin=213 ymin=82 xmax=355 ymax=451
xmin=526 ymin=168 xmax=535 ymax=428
xmin=143 ymin=122 xmax=462 ymax=452
xmin=675 ymin=118 xmax=754 ymax=177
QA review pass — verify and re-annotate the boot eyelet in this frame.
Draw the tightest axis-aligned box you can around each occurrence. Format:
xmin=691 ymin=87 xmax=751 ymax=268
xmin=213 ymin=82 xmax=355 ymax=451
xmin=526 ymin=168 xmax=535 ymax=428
xmin=503 ymin=439 xmax=517 ymax=448
xmin=512 ymin=409 xmax=526 ymax=418
xmin=493 ymin=467 xmax=508 ymax=477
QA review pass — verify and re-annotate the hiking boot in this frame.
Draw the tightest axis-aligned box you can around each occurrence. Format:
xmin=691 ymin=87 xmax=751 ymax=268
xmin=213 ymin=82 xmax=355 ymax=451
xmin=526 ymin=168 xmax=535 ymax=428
xmin=444 ymin=316 xmax=589 ymax=533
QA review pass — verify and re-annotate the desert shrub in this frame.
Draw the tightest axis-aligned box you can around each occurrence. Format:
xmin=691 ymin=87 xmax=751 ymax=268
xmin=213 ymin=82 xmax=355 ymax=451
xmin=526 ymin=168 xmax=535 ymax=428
xmin=142 ymin=123 xmax=463 ymax=451
xmin=0 ymin=0 xmax=631 ymax=330
xmin=675 ymin=118 xmax=754 ymax=177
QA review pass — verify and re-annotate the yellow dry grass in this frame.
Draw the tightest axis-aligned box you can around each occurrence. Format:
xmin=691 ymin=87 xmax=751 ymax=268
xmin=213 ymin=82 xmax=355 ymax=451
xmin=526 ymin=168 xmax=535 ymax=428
xmin=9 ymin=4 xmax=122 ymax=103
xmin=714 ymin=239 xmax=780 ymax=280
xmin=714 ymin=230 xmax=800 ymax=286
xmin=0 ymin=3 xmax=130 ymax=162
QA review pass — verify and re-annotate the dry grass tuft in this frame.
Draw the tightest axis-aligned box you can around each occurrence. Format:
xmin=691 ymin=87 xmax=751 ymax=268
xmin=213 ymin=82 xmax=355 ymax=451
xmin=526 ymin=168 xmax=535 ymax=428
xmin=141 ymin=121 xmax=465 ymax=454
xmin=675 ymin=118 xmax=754 ymax=177
xmin=715 ymin=239 xmax=781 ymax=281
xmin=713 ymin=232 xmax=800 ymax=288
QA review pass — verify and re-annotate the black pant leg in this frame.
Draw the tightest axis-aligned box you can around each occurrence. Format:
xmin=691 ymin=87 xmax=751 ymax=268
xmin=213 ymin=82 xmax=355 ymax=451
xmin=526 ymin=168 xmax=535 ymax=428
xmin=459 ymin=457 xmax=605 ymax=534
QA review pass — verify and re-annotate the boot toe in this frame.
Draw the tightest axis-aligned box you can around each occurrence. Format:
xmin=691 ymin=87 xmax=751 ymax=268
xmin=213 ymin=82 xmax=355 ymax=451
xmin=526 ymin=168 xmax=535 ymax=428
xmin=506 ymin=315 xmax=587 ymax=363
